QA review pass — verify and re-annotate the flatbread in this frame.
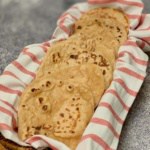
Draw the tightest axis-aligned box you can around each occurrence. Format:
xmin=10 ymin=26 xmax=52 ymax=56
xmin=68 ymin=31 xmax=116 ymax=67
xmin=74 ymin=8 xmax=128 ymax=51
xmin=17 ymin=7 xmax=129 ymax=150
xmin=36 ymin=36 xmax=113 ymax=88
xmin=18 ymin=64 xmax=105 ymax=150
xmin=74 ymin=8 xmax=128 ymax=31
xmin=75 ymin=18 xmax=127 ymax=48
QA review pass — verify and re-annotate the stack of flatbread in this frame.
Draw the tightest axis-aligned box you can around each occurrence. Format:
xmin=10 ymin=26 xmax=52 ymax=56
xmin=18 ymin=8 xmax=129 ymax=150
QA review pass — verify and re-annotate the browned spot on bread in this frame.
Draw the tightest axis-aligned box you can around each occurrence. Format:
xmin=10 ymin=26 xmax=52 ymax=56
xmin=68 ymin=85 xmax=73 ymax=89
xmin=31 ymin=88 xmax=36 ymax=92
xmin=31 ymin=88 xmax=40 ymax=92
xmin=52 ymin=52 xmax=61 ymax=63
xmin=95 ymin=19 xmax=98 ymax=22
xmin=77 ymin=25 xmax=82 ymax=29
xmin=42 ymin=105 xmax=48 ymax=111
xmin=76 ymin=107 xmax=79 ymax=111
xmin=46 ymin=81 xmax=51 ymax=87
xmin=58 ymin=52 xmax=60 ymax=58
xmin=117 ymin=39 xmax=120 ymax=42
xmin=72 ymin=97 xmax=75 ymax=101
xmin=27 ymin=127 xmax=29 ymax=131
xmin=103 ymin=70 xmax=106 ymax=75
xmin=38 ymin=97 xmax=43 ymax=104
xmin=60 ymin=113 xmax=64 ymax=117
xmin=70 ymin=130 xmax=75 ymax=134
xmin=35 ymin=126 xmax=41 ymax=130
xmin=70 ymin=54 xmax=78 ymax=59
xmin=58 ymin=80 xmax=63 ymax=86
xmin=117 ymin=27 xmax=120 ymax=32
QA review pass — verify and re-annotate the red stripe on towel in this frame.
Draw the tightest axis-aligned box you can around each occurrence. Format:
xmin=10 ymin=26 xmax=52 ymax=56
xmin=119 ymin=51 xmax=148 ymax=66
xmin=12 ymin=61 xmax=35 ymax=78
xmin=0 ymin=99 xmax=17 ymax=113
xmin=106 ymin=89 xmax=130 ymax=111
xmin=0 ymin=123 xmax=12 ymax=131
xmin=91 ymin=118 xmax=120 ymax=138
xmin=22 ymin=51 xmax=41 ymax=65
xmin=81 ymin=134 xmax=113 ymax=150
xmin=0 ymin=84 xmax=22 ymax=96
xmin=99 ymin=102 xmax=124 ymax=124
xmin=113 ymin=78 xmax=137 ymax=96
xmin=0 ymin=106 xmax=17 ymax=128
xmin=118 ymin=67 xmax=145 ymax=80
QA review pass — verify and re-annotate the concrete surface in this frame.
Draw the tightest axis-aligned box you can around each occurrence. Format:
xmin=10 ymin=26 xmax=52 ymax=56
xmin=0 ymin=0 xmax=149 ymax=149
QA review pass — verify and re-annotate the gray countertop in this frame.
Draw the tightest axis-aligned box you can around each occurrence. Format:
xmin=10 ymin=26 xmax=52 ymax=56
xmin=0 ymin=0 xmax=149 ymax=149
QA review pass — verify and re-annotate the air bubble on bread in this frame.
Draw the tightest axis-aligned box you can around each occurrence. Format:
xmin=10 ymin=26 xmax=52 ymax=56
xmin=42 ymin=105 xmax=48 ymax=111
xmin=37 ymin=101 xmax=52 ymax=113
xmin=66 ymin=84 xmax=74 ymax=92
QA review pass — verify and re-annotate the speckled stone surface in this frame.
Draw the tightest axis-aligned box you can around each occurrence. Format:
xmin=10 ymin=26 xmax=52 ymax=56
xmin=0 ymin=0 xmax=149 ymax=149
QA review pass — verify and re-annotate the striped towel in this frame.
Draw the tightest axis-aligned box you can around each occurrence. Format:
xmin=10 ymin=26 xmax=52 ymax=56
xmin=0 ymin=0 xmax=150 ymax=150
